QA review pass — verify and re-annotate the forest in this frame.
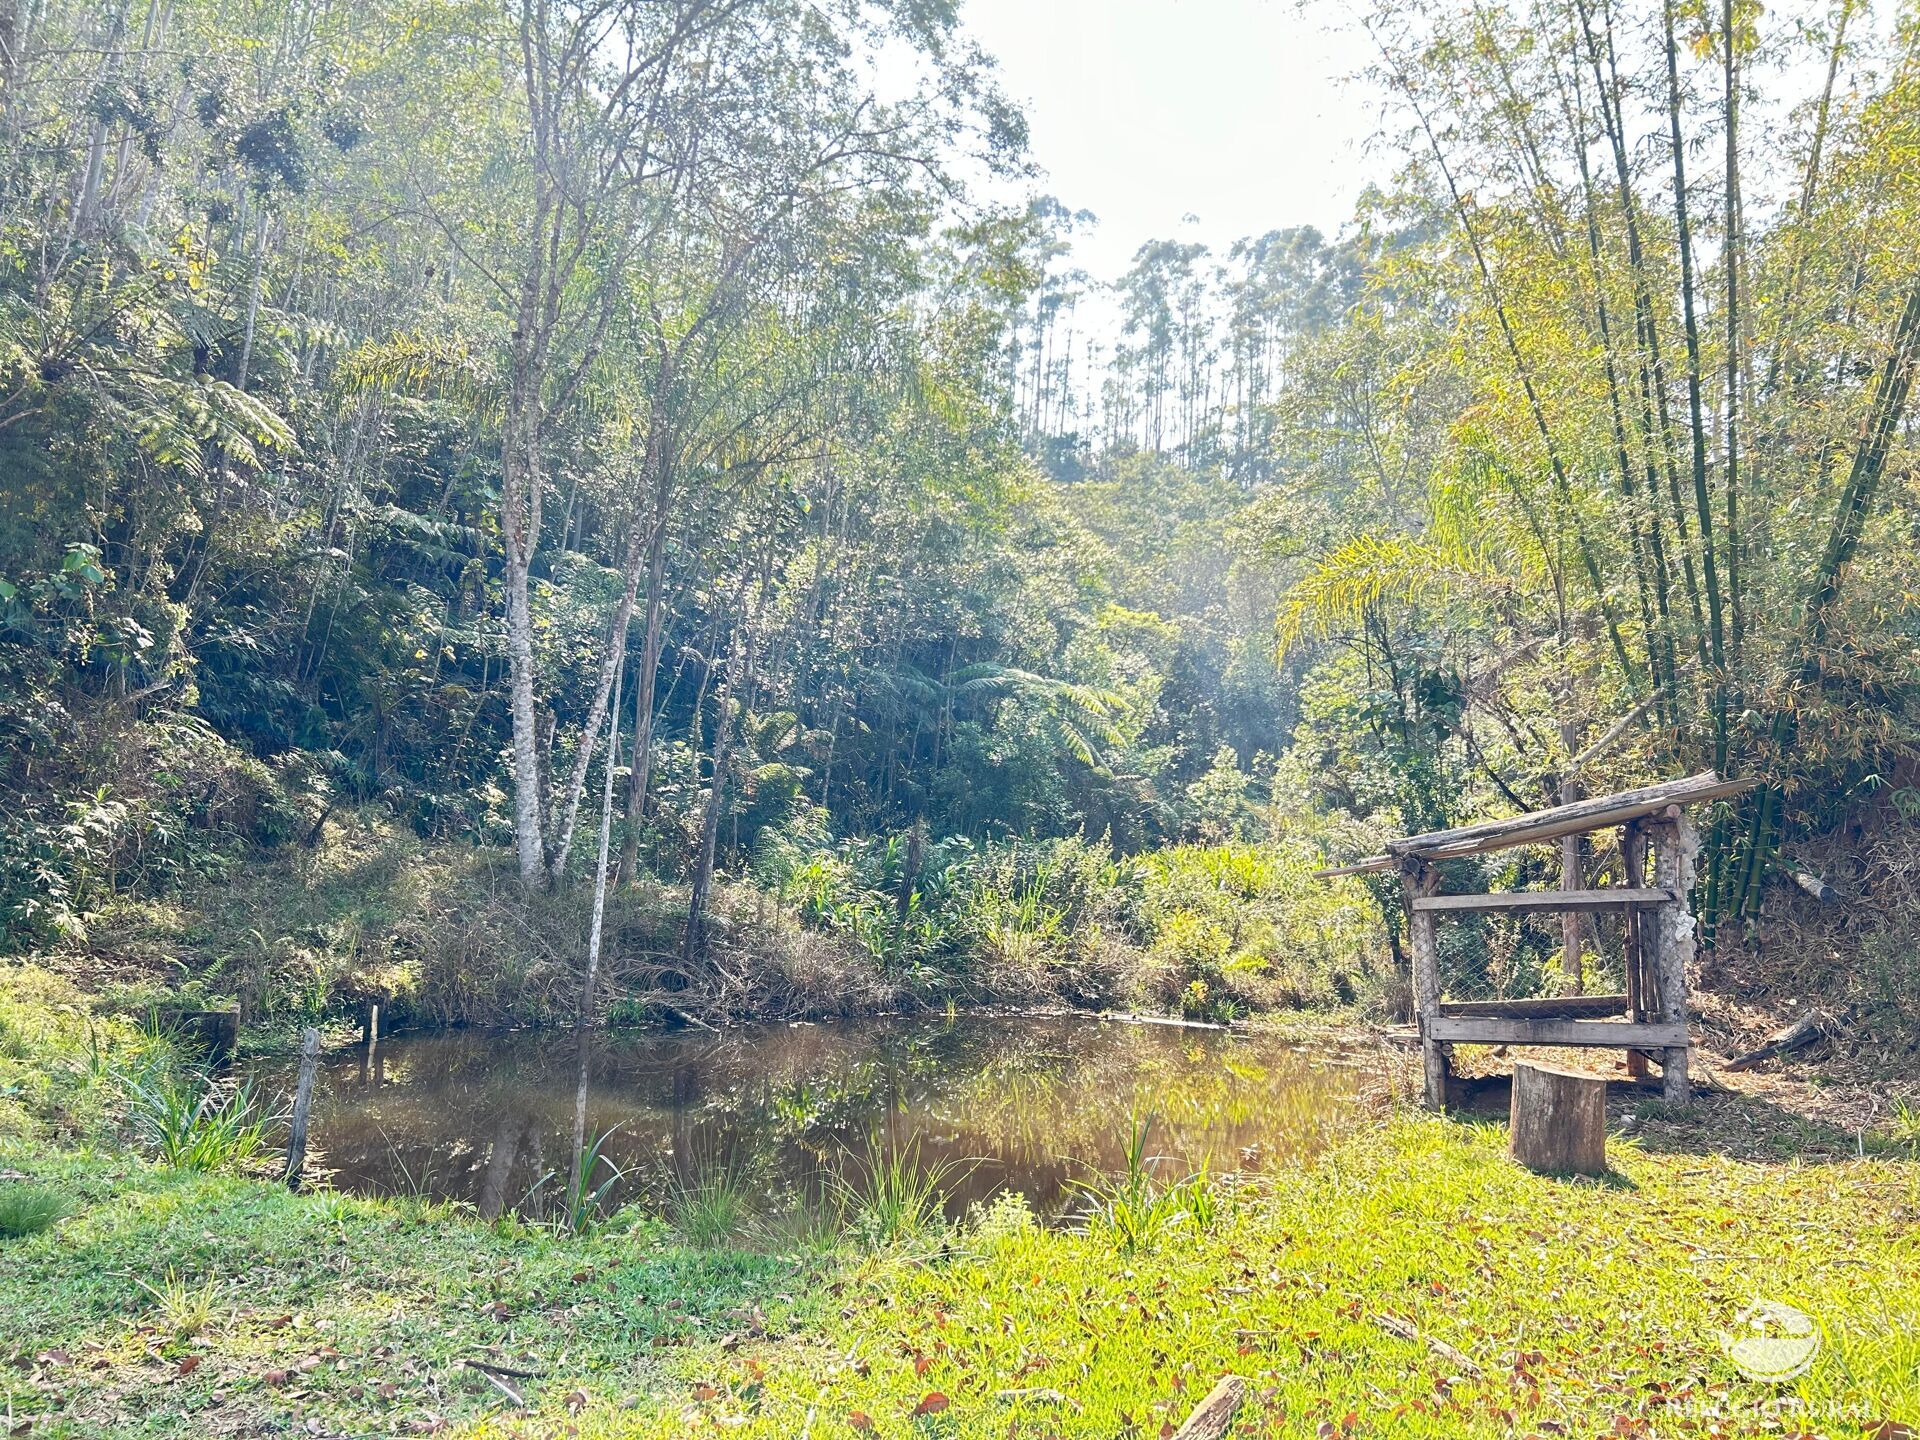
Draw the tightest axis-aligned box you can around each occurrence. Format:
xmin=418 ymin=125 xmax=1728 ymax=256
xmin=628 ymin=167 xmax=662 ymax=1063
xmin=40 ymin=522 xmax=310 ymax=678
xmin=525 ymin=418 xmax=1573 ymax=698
xmin=3 ymin=0 xmax=1920 ymax=1434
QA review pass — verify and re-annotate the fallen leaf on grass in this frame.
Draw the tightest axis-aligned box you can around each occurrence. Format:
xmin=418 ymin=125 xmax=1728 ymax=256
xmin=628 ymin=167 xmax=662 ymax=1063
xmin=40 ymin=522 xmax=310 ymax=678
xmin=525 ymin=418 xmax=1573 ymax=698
xmin=912 ymin=1392 xmax=949 ymax=1417
xmin=846 ymin=1413 xmax=873 ymax=1431
xmin=176 ymin=1356 xmax=201 ymax=1377
xmin=565 ymin=1389 xmax=587 ymax=1413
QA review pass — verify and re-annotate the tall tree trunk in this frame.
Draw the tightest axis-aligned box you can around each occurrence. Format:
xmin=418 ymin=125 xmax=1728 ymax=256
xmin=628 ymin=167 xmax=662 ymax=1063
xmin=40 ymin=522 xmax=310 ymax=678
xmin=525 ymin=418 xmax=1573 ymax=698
xmin=1662 ymin=0 xmax=1729 ymax=721
xmin=1730 ymin=286 xmax=1920 ymax=920
xmin=566 ymin=660 xmax=622 ymax=1229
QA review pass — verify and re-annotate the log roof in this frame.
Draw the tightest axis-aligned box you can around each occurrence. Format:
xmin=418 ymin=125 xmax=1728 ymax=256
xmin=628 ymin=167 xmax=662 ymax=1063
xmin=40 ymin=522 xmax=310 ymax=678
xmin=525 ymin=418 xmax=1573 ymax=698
xmin=1313 ymin=770 xmax=1757 ymax=878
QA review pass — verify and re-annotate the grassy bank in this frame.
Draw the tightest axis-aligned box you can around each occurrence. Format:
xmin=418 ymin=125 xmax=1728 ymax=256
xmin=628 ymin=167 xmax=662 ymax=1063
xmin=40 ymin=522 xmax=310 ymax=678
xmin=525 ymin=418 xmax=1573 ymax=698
xmin=4 ymin=970 xmax=1918 ymax=1438
xmin=5 ymin=1108 xmax=1917 ymax=1437
xmin=30 ymin=809 xmax=1385 ymax=1035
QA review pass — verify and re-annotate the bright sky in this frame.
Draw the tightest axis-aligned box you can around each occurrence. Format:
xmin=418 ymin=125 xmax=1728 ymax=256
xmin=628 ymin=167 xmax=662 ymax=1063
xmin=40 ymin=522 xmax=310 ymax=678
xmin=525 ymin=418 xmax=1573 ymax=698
xmin=955 ymin=0 xmax=1390 ymax=284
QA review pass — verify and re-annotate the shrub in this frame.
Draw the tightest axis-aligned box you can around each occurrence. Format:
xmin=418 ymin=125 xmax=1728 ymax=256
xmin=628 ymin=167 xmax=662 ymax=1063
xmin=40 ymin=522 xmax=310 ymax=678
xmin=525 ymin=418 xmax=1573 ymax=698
xmin=120 ymin=1064 xmax=281 ymax=1172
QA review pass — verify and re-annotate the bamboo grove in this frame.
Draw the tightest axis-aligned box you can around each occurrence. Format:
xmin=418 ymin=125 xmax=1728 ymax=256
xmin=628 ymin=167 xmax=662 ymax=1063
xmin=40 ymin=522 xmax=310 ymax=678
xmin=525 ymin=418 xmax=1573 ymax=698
xmin=1009 ymin=0 xmax=1920 ymax=945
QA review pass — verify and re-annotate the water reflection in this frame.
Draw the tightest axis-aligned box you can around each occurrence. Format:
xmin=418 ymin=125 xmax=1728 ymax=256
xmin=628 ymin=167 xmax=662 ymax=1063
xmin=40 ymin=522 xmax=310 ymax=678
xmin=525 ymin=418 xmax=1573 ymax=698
xmin=256 ymin=1015 xmax=1371 ymax=1223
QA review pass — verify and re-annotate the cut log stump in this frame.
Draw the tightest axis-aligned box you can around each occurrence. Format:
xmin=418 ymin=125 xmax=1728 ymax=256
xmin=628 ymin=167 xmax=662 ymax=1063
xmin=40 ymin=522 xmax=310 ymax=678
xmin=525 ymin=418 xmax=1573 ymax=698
xmin=1509 ymin=1061 xmax=1607 ymax=1175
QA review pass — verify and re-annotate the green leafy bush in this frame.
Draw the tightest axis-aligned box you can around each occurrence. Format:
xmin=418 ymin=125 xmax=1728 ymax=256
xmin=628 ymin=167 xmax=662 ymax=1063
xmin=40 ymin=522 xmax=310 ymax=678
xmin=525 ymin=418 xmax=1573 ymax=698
xmin=120 ymin=1064 xmax=281 ymax=1172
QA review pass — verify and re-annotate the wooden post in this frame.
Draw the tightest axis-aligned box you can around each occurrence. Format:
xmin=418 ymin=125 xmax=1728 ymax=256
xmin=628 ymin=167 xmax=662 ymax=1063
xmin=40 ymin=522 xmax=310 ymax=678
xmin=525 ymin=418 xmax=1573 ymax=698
xmin=1403 ymin=859 xmax=1447 ymax=1110
xmin=363 ymin=1000 xmax=380 ymax=1049
xmin=285 ymin=1026 xmax=321 ymax=1190
xmin=1648 ymin=810 xmax=1697 ymax=1102
xmin=187 ymin=1008 xmax=239 ymax=1063
xmin=1509 ymin=1061 xmax=1608 ymax=1174
xmin=1557 ymin=727 xmax=1583 ymax=992
xmin=1621 ymin=822 xmax=1650 ymax=1083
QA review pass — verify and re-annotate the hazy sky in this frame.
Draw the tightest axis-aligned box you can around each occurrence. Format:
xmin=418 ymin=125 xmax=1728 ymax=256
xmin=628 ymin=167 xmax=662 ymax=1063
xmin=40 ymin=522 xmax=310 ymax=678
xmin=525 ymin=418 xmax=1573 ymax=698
xmin=956 ymin=0 xmax=1389 ymax=284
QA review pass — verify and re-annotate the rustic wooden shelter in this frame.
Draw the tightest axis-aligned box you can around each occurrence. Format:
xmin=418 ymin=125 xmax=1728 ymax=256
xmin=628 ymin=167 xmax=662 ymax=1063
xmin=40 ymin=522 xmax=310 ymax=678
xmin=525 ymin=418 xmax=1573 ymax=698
xmin=1317 ymin=771 xmax=1756 ymax=1110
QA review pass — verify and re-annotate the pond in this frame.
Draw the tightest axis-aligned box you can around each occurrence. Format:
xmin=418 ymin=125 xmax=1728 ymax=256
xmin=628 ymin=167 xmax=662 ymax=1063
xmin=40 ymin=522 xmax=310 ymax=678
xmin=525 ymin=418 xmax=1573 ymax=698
xmin=256 ymin=1014 xmax=1380 ymax=1226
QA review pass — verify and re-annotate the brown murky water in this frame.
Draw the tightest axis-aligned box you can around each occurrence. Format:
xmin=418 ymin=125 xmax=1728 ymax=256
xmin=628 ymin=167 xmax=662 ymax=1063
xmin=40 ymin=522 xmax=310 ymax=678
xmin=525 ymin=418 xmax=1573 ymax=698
xmin=255 ymin=1014 xmax=1375 ymax=1223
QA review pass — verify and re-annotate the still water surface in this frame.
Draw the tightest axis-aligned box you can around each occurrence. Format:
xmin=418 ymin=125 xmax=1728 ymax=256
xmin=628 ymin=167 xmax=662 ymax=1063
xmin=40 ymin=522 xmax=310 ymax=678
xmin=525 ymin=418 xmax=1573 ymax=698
xmin=258 ymin=1015 xmax=1376 ymax=1222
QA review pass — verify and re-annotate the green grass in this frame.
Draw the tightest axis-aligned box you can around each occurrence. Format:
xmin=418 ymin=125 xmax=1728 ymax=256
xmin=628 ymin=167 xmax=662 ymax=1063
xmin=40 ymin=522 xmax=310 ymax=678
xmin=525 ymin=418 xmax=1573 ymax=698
xmin=0 ymin=1180 xmax=69 ymax=1237
xmin=665 ymin=1160 xmax=757 ymax=1249
xmin=4 ymin=1110 xmax=1916 ymax=1438
xmin=4 ymin=962 xmax=1916 ymax=1437
xmin=120 ymin=1064 xmax=280 ymax=1172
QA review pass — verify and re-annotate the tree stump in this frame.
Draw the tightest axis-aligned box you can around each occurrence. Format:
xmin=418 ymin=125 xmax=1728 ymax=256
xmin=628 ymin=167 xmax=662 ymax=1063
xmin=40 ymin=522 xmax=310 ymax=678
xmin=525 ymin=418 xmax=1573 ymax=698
xmin=186 ymin=1008 xmax=239 ymax=1062
xmin=1509 ymin=1062 xmax=1607 ymax=1175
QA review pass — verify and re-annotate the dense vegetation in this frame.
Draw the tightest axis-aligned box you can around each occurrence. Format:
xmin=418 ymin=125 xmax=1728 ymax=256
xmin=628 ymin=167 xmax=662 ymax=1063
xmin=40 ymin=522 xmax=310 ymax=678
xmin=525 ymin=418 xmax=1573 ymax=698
xmin=6 ymin=0 xmax=1920 ymax=1037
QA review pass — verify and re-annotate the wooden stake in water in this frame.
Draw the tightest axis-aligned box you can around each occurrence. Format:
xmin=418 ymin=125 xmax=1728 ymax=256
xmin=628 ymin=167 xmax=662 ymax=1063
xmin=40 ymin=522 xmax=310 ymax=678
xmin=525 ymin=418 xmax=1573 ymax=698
xmin=285 ymin=1026 xmax=321 ymax=1190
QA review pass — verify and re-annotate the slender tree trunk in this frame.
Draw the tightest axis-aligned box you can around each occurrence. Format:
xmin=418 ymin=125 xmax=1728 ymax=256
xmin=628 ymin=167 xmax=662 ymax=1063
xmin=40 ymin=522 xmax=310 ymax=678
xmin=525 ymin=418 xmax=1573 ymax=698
xmin=1731 ymin=286 xmax=1920 ymax=920
xmin=547 ymin=511 xmax=647 ymax=886
xmin=504 ymin=424 xmax=547 ymax=886
xmin=1662 ymin=0 xmax=1729 ymax=731
xmin=683 ymin=629 xmax=747 ymax=967
xmin=566 ymin=660 xmax=622 ymax=1229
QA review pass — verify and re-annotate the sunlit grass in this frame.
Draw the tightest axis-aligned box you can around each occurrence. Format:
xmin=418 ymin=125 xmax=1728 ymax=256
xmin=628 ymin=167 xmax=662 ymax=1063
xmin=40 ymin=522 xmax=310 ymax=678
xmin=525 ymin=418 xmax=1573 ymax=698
xmin=132 ymin=1266 xmax=222 ymax=1340
xmin=831 ymin=1135 xmax=963 ymax=1247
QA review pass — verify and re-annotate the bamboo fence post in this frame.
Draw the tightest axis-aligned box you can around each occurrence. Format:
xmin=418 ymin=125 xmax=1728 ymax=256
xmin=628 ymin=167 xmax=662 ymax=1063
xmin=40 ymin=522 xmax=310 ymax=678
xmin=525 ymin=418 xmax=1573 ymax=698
xmin=285 ymin=1026 xmax=321 ymax=1190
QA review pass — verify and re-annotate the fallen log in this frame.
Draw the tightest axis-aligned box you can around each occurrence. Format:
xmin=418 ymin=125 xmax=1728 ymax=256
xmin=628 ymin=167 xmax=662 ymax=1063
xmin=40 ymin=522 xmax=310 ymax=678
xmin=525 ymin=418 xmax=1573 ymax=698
xmin=1724 ymin=1011 xmax=1834 ymax=1071
xmin=1170 ymin=1375 xmax=1246 ymax=1440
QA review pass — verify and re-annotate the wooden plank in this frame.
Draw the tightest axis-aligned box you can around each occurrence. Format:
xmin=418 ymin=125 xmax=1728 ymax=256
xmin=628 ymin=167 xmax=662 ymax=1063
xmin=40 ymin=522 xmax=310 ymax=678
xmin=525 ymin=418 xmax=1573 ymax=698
xmin=1622 ymin=822 xmax=1651 ymax=1083
xmin=1313 ymin=855 xmax=1394 ymax=879
xmin=284 ymin=1026 xmax=321 ymax=1191
xmin=1439 ymin=993 xmax=1628 ymax=1019
xmin=1169 ymin=1376 xmax=1247 ymax=1440
xmin=1383 ymin=771 xmax=1755 ymax=860
xmin=1648 ymin=814 xmax=1696 ymax=1103
xmin=1425 ymin=1016 xmax=1689 ymax=1048
xmin=1413 ymin=888 xmax=1673 ymax=913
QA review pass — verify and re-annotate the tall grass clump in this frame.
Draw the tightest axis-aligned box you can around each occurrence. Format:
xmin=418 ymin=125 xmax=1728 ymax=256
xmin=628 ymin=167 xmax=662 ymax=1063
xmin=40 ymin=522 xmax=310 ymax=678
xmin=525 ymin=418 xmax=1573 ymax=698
xmin=1071 ymin=1112 xmax=1221 ymax=1251
xmin=133 ymin=1267 xmax=223 ymax=1339
xmin=0 ymin=1182 xmax=69 ymax=1238
xmin=665 ymin=1159 xmax=756 ymax=1248
xmin=120 ymin=1063 xmax=280 ymax=1171
xmin=833 ymin=1136 xmax=962 ymax=1247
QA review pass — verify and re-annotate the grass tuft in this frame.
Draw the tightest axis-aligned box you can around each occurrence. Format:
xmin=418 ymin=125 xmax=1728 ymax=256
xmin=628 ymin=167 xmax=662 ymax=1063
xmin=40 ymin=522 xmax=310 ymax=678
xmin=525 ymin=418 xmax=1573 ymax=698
xmin=0 ymin=1181 xmax=68 ymax=1238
